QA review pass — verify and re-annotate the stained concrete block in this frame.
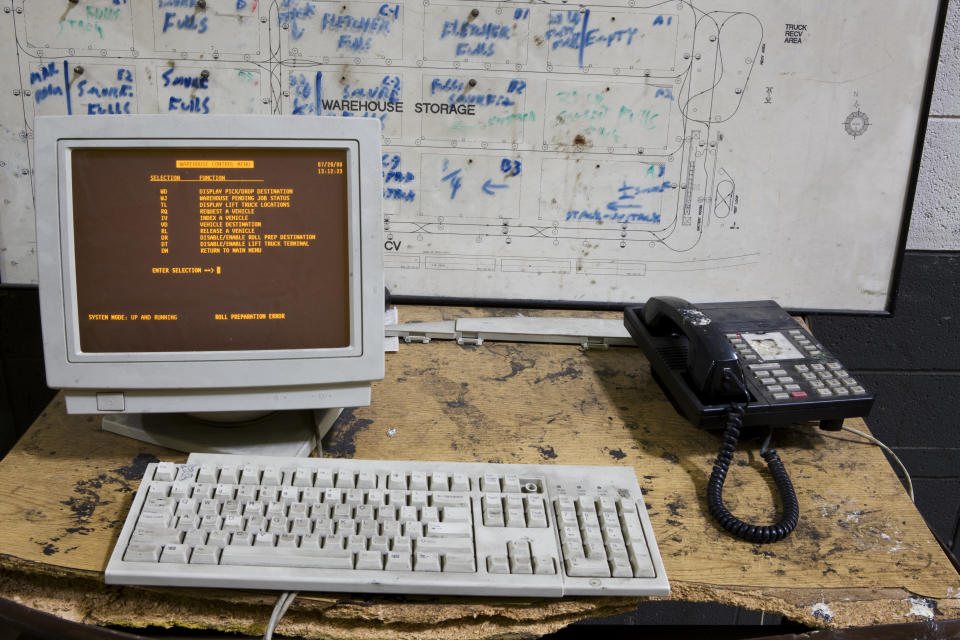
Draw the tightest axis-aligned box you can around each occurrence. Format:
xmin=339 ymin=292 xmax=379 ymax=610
xmin=930 ymin=0 xmax=960 ymax=117
xmin=907 ymin=118 xmax=960 ymax=250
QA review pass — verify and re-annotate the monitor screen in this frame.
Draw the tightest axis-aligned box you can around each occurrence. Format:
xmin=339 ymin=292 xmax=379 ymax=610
xmin=35 ymin=115 xmax=384 ymax=417
xmin=71 ymin=147 xmax=350 ymax=353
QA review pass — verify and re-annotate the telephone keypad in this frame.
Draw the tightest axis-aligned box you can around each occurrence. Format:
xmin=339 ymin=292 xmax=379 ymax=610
xmin=727 ymin=327 xmax=864 ymax=404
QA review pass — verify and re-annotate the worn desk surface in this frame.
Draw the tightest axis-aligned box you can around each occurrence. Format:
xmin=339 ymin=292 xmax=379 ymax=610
xmin=1 ymin=306 xmax=958 ymax=638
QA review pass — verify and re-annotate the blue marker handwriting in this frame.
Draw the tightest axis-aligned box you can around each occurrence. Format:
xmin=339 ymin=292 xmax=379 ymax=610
xmin=566 ymin=172 xmax=667 ymax=223
xmin=545 ymin=10 xmax=640 ymax=67
xmin=439 ymin=18 xmax=513 ymax=57
xmin=30 ymin=63 xmax=63 ymax=104
xmin=320 ymin=5 xmax=398 ymax=51
xmin=439 ymin=158 xmax=519 ymax=200
xmin=307 ymin=73 xmax=400 ymax=126
xmin=280 ymin=1 xmax=399 ymax=44
xmin=161 ymin=65 xmax=209 ymax=113
xmin=566 ymin=209 xmax=660 ymax=223
xmin=161 ymin=11 xmax=207 ymax=34
xmin=83 ymin=68 xmax=135 ymax=114
xmin=429 ymin=77 xmax=517 ymax=107
xmin=161 ymin=67 xmax=208 ymax=89
xmin=440 ymin=159 xmax=463 ymax=200
xmin=382 ymin=154 xmax=416 ymax=202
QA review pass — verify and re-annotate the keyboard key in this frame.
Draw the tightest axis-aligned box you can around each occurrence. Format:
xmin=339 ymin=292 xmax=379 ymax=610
xmin=124 ymin=543 xmax=161 ymax=562
xmin=440 ymin=506 xmax=471 ymax=523
xmin=481 ymin=474 xmax=501 ymax=492
xmin=429 ymin=472 xmax=449 ymax=491
xmin=443 ymin=554 xmax=475 ymax=573
xmin=425 ymin=522 xmax=472 ymax=538
xmin=356 ymin=551 xmax=384 ymax=570
xmin=190 ymin=545 xmax=220 ymax=564
xmin=222 ymin=546 xmax=352 ymax=569
xmin=385 ymin=552 xmax=412 ymax=571
xmin=533 ymin=556 xmax=556 ymax=575
xmin=414 ymin=552 xmax=441 ymax=572
xmin=450 ymin=473 xmax=470 ymax=492
xmin=160 ymin=544 xmax=190 ymax=563
xmin=486 ymin=555 xmax=509 ymax=574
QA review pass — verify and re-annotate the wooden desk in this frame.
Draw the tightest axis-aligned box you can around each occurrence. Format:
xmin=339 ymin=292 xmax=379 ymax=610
xmin=1 ymin=306 xmax=957 ymax=638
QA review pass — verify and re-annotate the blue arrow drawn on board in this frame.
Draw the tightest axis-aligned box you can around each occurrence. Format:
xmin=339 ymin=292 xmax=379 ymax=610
xmin=606 ymin=201 xmax=646 ymax=212
xmin=482 ymin=179 xmax=509 ymax=195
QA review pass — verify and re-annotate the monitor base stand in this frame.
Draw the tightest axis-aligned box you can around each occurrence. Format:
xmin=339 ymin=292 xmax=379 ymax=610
xmin=101 ymin=408 xmax=344 ymax=457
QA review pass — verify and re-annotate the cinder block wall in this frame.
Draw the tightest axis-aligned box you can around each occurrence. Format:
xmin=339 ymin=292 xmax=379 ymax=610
xmin=812 ymin=0 xmax=960 ymax=552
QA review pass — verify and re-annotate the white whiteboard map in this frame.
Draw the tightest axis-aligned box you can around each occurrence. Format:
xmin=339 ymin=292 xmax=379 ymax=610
xmin=0 ymin=0 xmax=944 ymax=311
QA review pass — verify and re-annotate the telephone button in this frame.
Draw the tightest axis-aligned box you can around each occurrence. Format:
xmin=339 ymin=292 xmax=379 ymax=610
xmin=808 ymin=349 xmax=823 ymax=356
xmin=835 ymin=388 xmax=850 ymax=396
xmin=841 ymin=377 xmax=857 ymax=386
xmin=815 ymin=388 xmax=834 ymax=397
xmin=810 ymin=364 xmax=826 ymax=371
xmin=827 ymin=362 xmax=843 ymax=370
xmin=801 ymin=372 xmax=818 ymax=381
xmin=767 ymin=385 xmax=784 ymax=392
xmin=749 ymin=363 xmax=779 ymax=370
xmin=772 ymin=392 xmax=790 ymax=400
xmin=762 ymin=378 xmax=779 ymax=387
xmin=790 ymin=391 xmax=808 ymax=399
xmin=771 ymin=369 xmax=788 ymax=377
xmin=743 ymin=355 xmax=759 ymax=362
xmin=777 ymin=376 xmax=794 ymax=384
xmin=794 ymin=364 xmax=810 ymax=372
xmin=755 ymin=370 xmax=772 ymax=378
xmin=784 ymin=384 xmax=802 ymax=392
xmin=850 ymin=386 xmax=867 ymax=395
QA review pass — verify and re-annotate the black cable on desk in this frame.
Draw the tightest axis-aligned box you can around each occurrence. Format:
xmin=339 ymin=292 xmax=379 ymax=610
xmin=706 ymin=402 xmax=800 ymax=543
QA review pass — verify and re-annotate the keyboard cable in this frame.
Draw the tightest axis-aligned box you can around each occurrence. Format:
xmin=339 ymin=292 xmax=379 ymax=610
xmin=264 ymin=591 xmax=298 ymax=640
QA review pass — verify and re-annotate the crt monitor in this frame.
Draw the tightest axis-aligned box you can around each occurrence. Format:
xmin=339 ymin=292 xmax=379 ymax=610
xmin=34 ymin=115 xmax=383 ymax=455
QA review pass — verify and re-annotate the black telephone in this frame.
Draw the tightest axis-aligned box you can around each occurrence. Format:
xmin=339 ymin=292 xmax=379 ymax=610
xmin=624 ymin=297 xmax=874 ymax=543
xmin=624 ymin=297 xmax=873 ymax=430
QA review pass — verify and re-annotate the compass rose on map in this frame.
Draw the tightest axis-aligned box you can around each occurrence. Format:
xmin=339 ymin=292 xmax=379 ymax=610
xmin=844 ymin=103 xmax=871 ymax=138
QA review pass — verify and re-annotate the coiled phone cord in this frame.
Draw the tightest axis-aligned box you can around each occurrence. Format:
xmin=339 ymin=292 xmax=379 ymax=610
xmin=706 ymin=402 xmax=800 ymax=543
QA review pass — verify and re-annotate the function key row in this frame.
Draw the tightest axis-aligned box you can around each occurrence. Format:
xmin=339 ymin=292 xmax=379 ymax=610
xmin=153 ymin=464 xmax=544 ymax=494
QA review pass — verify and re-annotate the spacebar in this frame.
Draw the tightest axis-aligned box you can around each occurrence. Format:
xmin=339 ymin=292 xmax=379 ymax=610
xmin=221 ymin=547 xmax=353 ymax=569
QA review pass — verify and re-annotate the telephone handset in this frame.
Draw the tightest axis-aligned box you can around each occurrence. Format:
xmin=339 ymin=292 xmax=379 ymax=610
xmin=638 ymin=296 xmax=747 ymax=406
xmin=624 ymin=297 xmax=874 ymax=543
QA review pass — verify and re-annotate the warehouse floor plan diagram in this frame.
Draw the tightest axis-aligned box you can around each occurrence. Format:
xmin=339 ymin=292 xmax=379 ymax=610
xmin=0 ymin=1 xmax=943 ymax=310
